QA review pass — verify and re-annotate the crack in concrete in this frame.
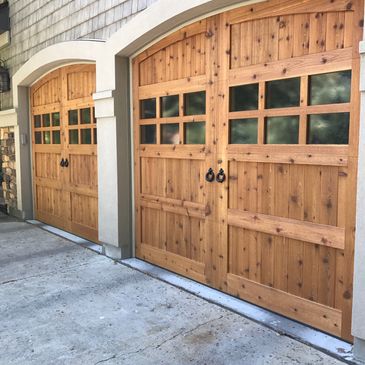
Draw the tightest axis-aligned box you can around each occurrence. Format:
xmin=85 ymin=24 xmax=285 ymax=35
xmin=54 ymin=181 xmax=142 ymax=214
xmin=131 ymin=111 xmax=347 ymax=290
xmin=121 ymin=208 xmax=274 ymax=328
xmin=94 ymin=355 xmax=117 ymax=364
xmin=92 ymin=314 xmax=227 ymax=365
xmin=0 ymin=262 xmax=91 ymax=286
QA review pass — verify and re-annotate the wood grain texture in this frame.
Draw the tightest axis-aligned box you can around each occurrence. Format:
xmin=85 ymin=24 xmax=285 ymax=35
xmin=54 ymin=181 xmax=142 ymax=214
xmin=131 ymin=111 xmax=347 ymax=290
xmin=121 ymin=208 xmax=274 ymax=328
xmin=133 ymin=0 xmax=363 ymax=341
xmin=31 ymin=64 xmax=98 ymax=242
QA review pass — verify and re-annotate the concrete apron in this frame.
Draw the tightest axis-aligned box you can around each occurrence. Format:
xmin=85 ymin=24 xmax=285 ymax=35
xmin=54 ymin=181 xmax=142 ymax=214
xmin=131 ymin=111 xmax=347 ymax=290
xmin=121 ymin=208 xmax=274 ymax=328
xmin=0 ymin=215 xmax=352 ymax=364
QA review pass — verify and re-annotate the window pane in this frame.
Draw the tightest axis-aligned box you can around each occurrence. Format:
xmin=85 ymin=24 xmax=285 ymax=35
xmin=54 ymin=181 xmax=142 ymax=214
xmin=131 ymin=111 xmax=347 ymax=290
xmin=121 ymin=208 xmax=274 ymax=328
xmin=52 ymin=112 xmax=60 ymax=126
xmin=184 ymin=91 xmax=206 ymax=116
xmin=161 ymin=95 xmax=179 ymax=117
xmin=184 ymin=122 xmax=205 ymax=144
xmin=43 ymin=131 xmax=51 ymax=144
xmin=34 ymin=115 xmax=41 ymax=128
xmin=230 ymin=118 xmax=258 ymax=144
xmin=68 ymin=110 xmax=78 ymax=125
xmin=35 ymin=132 xmax=42 ymax=144
xmin=308 ymin=113 xmax=350 ymax=144
xmin=229 ymin=84 xmax=259 ymax=112
xmin=161 ymin=123 xmax=180 ymax=144
xmin=42 ymin=114 xmax=51 ymax=127
xmin=140 ymin=98 xmax=156 ymax=119
xmin=140 ymin=125 xmax=156 ymax=144
xmin=69 ymin=130 xmax=78 ymax=144
xmin=80 ymin=108 xmax=91 ymax=124
xmin=266 ymin=78 xmax=301 ymax=109
xmin=309 ymin=70 xmax=352 ymax=105
xmin=265 ymin=116 xmax=299 ymax=144
xmin=52 ymin=131 xmax=61 ymax=144
xmin=93 ymin=128 xmax=97 ymax=144
xmin=81 ymin=129 xmax=92 ymax=144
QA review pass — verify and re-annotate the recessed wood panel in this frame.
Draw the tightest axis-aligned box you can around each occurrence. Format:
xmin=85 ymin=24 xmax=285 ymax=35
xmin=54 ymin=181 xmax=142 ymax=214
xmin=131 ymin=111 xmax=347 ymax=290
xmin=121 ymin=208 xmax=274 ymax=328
xmin=70 ymin=193 xmax=98 ymax=230
xmin=228 ymin=161 xmax=345 ymax=227
xmin=35 ymin=152 xmax=61 ymax=180
xmin=67 ymin=71 xmax=96 ymax=100
xmin=230 ymin=11 xmax=353 ymax=69
xmin=36 ymin=185 xmax=63 ymax=218
xmin=32 ymin=76 xmax=60 ymax=107
xmin=139 ymin=32 xmax=207 ymax=86
xmin=69 ymin=154 xmax=98 ymax=188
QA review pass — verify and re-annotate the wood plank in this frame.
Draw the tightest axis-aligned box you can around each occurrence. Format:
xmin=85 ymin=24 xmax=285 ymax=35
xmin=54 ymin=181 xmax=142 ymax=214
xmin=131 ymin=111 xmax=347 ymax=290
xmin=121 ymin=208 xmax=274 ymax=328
xmin=229 ymin=47 xmax=352 ymax=86
xmin=227 ymin=273 xmax=342 ymax=337
xmin=228 ymin=151 xmax=348 ymax=167
xmin=228 ymin=209 xmax=345 ymax=249
xmin=138 ymin=74 xmax=206 ymax=98
xmin=227 ymin=0 xmax=353 ymax=25
xmin=137 ymin=243 xmax=206 ymax=283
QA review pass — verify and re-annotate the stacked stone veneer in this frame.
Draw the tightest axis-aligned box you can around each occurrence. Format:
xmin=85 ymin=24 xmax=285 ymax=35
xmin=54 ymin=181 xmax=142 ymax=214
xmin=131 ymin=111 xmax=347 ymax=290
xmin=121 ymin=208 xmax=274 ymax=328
xmin=0 ymin=127 xmax=16 ymax=210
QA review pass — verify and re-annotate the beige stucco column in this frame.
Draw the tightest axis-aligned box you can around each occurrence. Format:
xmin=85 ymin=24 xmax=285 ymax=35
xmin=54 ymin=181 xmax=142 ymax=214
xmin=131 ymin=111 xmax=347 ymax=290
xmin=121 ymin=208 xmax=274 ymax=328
xmin=352 ymin=38 xmax=365 ymax=361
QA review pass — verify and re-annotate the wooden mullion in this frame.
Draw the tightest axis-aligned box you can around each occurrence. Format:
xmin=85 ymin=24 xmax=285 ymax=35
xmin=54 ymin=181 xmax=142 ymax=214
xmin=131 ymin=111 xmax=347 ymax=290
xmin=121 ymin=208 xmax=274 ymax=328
xmin=258 ymin=82 xmax=265 ymax=144
xmin=180 ymin=121 xmax=184 ymax=145
xmin=299 ymin=75 xmax=309 ymax=145
xmin=156 ymin=121 xmax=161 ymax=145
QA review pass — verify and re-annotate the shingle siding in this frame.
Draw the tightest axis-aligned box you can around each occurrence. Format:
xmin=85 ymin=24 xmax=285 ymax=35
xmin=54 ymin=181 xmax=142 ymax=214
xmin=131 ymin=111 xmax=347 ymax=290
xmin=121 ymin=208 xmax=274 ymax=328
xmin=0 ymin=0 xmax=157 ymax=109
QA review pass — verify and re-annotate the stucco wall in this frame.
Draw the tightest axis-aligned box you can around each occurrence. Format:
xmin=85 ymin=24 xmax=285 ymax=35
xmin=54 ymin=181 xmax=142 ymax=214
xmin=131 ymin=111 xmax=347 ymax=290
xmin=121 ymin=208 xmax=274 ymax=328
xmin=0 ymin=0 xmax=158 ymax=109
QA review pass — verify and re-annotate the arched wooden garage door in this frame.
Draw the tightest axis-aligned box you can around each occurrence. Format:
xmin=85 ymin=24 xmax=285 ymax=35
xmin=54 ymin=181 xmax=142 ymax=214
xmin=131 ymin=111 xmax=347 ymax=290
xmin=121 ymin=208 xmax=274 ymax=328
xmin=133 ymin=0 xmax=363 ymax=341
xmin=31 ymin=64 xmax=98 ymax=242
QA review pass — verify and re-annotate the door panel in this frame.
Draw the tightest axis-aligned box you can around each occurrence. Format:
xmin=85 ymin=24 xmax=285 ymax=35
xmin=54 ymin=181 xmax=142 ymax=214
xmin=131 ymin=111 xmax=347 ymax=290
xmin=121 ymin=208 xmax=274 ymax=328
xmin=31 ymin=65 xmax=98 ymax=242
xmin=133 ymin=0 xmax=363 ymax=341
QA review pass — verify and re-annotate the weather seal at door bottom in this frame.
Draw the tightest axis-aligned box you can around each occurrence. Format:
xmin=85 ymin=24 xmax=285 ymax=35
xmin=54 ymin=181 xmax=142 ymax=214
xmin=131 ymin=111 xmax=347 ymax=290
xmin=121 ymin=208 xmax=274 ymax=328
xmin=26 ymin=220 xmax=102 ymax=254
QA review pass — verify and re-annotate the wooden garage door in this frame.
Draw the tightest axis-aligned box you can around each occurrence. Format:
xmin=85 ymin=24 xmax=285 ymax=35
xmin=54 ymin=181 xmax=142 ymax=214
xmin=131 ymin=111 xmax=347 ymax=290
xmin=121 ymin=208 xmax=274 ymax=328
xmin=31 ymin=64 xmax=98 ymax=242
xmin=133 ymin=0 xmax=363 ymax=341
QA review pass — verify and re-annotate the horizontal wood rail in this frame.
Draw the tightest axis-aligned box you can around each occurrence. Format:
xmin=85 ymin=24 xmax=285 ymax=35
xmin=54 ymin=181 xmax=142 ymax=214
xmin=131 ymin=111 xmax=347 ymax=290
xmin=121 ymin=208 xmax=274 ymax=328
xmin=139 ymin=75 xmax=207 ymax=99
xmin=227 ymin=0 xmax=353 ymax=24
xmin=227 ymin=151 xmax=348 ymax=167
xmin=139 ymin=145 xmax=209 ymax=160
xmin=140 ymin=194 xmax=209 ymax=219
xmin=138 ymin=243 xmax=206 ymax=283
xmin=227 ymin=273 xmax=342 ymax=337
xmin=139 ymin=116 xmax=206 ymax=125
xmin=229 ymin=48 xmax=352 ymax=86
xmin=229 ymin=103 xmax=351 ymax=120
xmin=227 ymin=145 xmax=349 ymax=166
xmin=227 ymin=209 xmax=345 ymax=249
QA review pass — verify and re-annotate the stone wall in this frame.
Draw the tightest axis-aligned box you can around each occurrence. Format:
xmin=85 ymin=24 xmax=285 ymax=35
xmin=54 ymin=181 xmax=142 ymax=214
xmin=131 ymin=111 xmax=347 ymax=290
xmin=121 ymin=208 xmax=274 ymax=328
xmin=0 ymin=0 xmax=158 ymax=109
xmin=0 ymin=127 xmax=16 ymax=211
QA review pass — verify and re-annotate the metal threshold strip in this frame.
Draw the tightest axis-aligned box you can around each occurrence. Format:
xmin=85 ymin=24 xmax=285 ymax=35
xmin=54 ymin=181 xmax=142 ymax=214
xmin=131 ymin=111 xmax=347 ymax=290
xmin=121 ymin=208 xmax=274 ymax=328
xmin=27 ymin=219 xmax=355 ymax=364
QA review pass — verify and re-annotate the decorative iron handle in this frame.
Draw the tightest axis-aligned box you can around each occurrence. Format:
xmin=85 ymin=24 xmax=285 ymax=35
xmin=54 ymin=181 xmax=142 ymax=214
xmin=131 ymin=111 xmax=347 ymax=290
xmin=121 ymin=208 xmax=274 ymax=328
xmin=60 ymin=158 xmax=65 ymax=167
xmin=205 ymin=168 xmax=215 ymax=182
xmin=216 ymin=168 xmax=226 ymax=183
xmin=64 ymin=159 xmax=69 ymax=168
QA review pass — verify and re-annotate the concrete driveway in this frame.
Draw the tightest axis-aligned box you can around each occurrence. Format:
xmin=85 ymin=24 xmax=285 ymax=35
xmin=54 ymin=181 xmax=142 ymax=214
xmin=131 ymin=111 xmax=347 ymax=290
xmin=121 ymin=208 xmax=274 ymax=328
xmin=0 ymin=213 xmax=344 ymax=365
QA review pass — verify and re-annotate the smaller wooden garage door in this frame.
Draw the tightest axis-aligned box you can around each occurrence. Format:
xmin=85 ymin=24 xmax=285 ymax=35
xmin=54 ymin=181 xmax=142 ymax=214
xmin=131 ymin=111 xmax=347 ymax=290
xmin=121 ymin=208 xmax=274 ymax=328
xmin=31 ymin=64 xmax=98 ymax=242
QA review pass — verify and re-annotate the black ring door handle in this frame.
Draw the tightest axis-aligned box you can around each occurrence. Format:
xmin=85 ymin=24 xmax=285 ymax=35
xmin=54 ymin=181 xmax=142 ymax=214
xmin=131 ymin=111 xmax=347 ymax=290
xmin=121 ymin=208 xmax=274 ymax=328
xmin=64 ymin=159 xmax=69 ymax=168
xmin=205 ymin=168 xmax=215 ymax=182
xmin=60 ymin=158 xmax=65 ymax=167
xmin=216 ymin=168 xmax=226 ymax=183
